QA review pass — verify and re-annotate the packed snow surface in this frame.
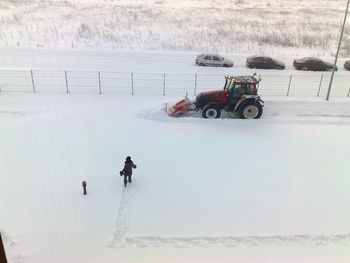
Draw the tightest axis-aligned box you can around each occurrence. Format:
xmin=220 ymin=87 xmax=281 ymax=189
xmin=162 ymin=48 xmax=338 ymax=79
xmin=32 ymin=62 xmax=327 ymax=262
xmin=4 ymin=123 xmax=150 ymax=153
xmin=1 ymin=93 xmax=350 ymax=263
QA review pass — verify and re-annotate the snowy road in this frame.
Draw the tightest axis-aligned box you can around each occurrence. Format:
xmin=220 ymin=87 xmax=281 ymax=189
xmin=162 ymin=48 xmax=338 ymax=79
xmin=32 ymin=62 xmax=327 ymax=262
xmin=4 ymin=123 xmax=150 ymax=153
xmin=1 ymin=48 xmax=350 ymax=98
xmin=1 ymin=47 xmax=350 ymax=73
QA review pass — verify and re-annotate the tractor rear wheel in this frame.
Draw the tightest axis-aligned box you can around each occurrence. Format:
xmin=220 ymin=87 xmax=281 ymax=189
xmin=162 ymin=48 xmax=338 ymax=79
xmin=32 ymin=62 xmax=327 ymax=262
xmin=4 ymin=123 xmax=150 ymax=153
xmin=239 ymin=102 xmax=263 ymax=119
xmin=202 ymin=104 xmax=221 ymax=119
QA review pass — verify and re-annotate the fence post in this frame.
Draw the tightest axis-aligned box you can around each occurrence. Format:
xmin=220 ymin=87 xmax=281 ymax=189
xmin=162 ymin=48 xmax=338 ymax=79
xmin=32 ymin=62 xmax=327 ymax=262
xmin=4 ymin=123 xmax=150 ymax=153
xmin=194 ymin=74 xmax=198 ymax=96
xmin=317 ymin=75 xmax=323 ymax=97
xmin=64 ymin=70 xmax=69 ymax=94
xmin=163 ymin=73 xmax=166 ymax=96
xmin=287 ymin=74 xmax=292 ymax=96
xmin=30 ymin=69 xmax=36 ymax=93
xmin=98 ymin=71 xmax=102 ymax=94
xmin=347 ymin=87 xmax=350 ymax=97
xmin=0 ymin=232 xmax=8 ymax=263
xmin=131 ymin=72 xmax=134 ymax=95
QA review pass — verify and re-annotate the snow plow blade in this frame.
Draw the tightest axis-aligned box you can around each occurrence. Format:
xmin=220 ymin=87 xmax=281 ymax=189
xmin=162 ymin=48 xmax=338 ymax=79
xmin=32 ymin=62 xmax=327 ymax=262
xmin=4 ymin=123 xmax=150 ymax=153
xmin=165 ymin=97 xmax=196 ymax=117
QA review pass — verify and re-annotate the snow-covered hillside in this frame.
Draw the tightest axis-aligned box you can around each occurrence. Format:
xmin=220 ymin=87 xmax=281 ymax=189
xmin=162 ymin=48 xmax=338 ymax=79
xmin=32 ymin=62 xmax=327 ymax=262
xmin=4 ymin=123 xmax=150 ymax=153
xmin=0 ymin=0 xmax=349 ymax=56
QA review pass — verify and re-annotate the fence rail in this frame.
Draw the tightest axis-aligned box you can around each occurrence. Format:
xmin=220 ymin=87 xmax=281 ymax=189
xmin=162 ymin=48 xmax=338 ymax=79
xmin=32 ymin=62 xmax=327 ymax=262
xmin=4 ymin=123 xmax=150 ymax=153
xmin=0 ymin=69 xmax=350 ymax=98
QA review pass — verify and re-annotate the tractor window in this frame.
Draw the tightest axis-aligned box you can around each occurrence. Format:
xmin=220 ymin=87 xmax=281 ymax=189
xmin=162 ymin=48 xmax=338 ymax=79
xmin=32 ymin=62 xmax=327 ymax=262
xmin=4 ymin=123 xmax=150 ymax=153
xmin=246 ymin=84 xmax=255 ymax=94
xmin=224 ymin=80 xmax=234 ymax=90
xmin=233 ymin=84 xmax=245 ymax=96
xmin=234 ymin=84 xmax=255 ymax=95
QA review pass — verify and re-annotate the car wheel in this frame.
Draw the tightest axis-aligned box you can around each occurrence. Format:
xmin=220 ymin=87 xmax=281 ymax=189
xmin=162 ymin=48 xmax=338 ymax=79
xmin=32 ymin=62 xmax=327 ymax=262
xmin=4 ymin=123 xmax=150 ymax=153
xmin=223 ymin=64 xmax=228 ymax=67
xmin=301 ymin=67 xmax=308 ymax=71
xmin=202 ymin=104 xmax=221 ymax=119
xmin=199 ymin=63 xmax=205 ymax=66
xmin=276 ymin=66 xmax=283 ymax=70
xmin=238 ymin=102 xmax=263 ymax=119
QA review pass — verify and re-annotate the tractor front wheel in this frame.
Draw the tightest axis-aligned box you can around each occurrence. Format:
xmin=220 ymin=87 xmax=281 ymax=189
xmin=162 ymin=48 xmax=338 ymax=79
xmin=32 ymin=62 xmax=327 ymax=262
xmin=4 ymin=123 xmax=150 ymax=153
xmin=202 ymin=104 xmax=221 ymax=119
xmin=239 ymin=102 xmax=263 ymax=119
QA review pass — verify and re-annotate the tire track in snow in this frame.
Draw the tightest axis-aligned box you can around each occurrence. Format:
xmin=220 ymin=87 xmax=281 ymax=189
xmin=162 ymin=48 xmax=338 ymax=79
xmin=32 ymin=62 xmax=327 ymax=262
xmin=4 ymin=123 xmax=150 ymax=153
xmin=120 ymin=234 xmax=350 ymax=248
xmin=109 ymin=187 xmax=134 ymax=248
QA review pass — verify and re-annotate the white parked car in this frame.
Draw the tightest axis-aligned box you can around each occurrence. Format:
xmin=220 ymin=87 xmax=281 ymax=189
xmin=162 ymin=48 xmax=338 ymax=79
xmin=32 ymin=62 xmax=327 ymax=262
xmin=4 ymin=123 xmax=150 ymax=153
xmin=195 ymin=53 xmax=233 ymax=67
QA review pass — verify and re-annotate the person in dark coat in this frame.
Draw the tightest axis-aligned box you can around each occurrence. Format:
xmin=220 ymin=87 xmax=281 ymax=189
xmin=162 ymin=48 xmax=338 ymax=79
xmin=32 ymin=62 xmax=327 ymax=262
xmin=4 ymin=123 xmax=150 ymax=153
xmin=120 ymin=156 xmax=137 ymax=187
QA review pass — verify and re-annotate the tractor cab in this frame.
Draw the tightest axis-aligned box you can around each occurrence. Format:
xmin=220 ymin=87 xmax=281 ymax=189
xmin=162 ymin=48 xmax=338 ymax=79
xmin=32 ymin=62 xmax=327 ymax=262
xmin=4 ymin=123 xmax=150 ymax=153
xmin=224 ymin=75 xmax=259 ymax=108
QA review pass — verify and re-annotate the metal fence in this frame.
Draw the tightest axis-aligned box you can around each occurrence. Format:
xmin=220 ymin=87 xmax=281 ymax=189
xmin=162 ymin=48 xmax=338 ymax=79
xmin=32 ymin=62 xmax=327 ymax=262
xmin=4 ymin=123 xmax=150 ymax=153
xmin=0 ymin=69 xmax=350 ymax=98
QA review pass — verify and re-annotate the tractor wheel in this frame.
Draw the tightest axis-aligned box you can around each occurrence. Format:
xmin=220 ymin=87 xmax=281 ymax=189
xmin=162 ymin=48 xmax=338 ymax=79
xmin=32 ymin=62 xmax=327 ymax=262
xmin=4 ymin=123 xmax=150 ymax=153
xmin=239 ymin=102 xmax=263 ymax=119
xmin=202 ymin=104 xmax=221 ymax=119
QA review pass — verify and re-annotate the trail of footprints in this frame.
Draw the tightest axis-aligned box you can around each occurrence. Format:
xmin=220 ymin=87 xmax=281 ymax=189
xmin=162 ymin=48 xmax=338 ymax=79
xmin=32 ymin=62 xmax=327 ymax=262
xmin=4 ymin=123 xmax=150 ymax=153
xmin=109 ymin=187 xmax=134 ymax=248
xmin=109 ymin=188 xmax=350 ymax=248
xmin=119 ymin=234 xmax=350 ymax=248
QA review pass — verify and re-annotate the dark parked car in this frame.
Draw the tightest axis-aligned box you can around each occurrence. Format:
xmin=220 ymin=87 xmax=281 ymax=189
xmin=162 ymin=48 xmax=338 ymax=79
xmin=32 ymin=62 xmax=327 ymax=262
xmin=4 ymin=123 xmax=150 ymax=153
xmin=293 ymin=57 xmax=337 ymax=71
xmin=344 ymin=60 xmax=350 ymax=70
xmin=246 ymin=56 xmax=285 ymax=70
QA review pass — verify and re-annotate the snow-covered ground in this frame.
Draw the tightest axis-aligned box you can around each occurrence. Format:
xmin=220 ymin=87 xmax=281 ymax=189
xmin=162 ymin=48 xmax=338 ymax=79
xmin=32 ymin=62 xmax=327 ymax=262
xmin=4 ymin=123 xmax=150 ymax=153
xmin=1 ymin=2 xmax=350 ymax=263
xmin=0 ymin=47 xmax=350 ymax=262
xmin=1 ymin=0 xmax=349 ymax=56
xmin=1 ymin=93 xmax=350 ymax=263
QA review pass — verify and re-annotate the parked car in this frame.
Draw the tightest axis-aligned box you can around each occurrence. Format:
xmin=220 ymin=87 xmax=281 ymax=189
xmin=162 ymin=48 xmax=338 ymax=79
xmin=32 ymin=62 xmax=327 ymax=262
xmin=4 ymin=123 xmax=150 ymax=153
xmin=293 ymin=57 xmax=337 ymax=71
xmin=344 ymin=60 xmax=350 ymax=70
xmin=246 ymin=55 xmax=285 ymax=70
xmin=196 ymin=53 xmax=233 ymax=67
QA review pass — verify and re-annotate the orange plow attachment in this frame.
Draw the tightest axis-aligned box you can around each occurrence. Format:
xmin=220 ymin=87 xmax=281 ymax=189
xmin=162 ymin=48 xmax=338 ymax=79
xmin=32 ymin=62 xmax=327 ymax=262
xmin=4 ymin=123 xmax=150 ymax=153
xmin=165 ymin=97 xmax=196 ymax=117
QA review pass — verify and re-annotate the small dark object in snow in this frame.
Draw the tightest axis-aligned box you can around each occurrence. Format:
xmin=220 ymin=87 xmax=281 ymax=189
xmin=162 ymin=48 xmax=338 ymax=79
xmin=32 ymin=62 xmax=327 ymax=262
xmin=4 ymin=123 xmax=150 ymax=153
xmin=82 ymin=181 xmax=87 ymax=195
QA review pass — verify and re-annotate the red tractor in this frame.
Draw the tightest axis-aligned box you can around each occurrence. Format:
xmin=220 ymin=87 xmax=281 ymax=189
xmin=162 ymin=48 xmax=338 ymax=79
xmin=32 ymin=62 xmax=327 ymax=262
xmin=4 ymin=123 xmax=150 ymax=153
xmin=166 ymin=74 xmax=264 ymax=119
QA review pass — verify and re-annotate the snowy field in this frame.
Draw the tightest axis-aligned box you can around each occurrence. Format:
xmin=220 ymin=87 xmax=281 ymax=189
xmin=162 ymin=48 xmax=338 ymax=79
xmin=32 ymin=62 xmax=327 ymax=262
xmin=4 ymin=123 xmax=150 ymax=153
xmin=1 ymin=0 xmax=350 ymax=56
xmin=1 ymin=93 xmax=350 ymax=263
